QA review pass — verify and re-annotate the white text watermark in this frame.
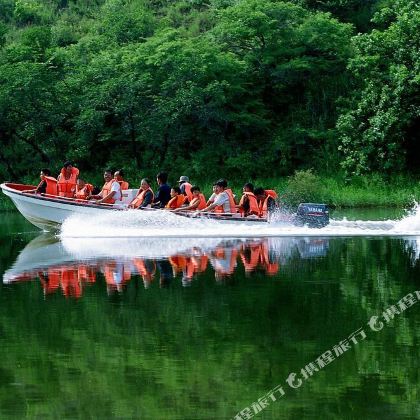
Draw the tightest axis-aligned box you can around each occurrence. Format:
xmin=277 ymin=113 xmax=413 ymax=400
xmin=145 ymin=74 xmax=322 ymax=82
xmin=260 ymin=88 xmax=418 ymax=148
xmin=233 ymin=290 xmax=420 ymax=419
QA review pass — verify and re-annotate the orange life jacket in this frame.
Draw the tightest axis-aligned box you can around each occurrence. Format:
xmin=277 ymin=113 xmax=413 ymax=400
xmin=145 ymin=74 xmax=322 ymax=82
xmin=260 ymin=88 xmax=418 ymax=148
xmin=75 ymin=183 xmax=93 ymax=200
xmin=78 ymin=265 xmax=96 ymax=283
xmin=37 ymin=176 xmax=58 ymax=196
xmin=169 ymin=256 xmax=187 ymax=274
xmin=101 ymin=179 xmax=121 ymax=204
xmin=166 ymin=195 xmax=186 ymax=209
xmin=238 ymin=192 xmax=259 ymax=216
xmin=39 ymin=270 xmax=60 ymax=295
xmin=259 ymin=242 xmax=279 ymax=275
xmin=259 ymin=190 xmax=278 ymax=218
xmin=240 ymin=244 xmax=261 ymax=272
xmin=130 ymin=187 xmax=154 ymax=208
xmin=57 ymin=167 xmax=79 ymax=198
xmin=118 ymin=180 xmax=129 ymax=190
xmin=184 ymin=257 xmax=196 ymax=280
xmin=133 ymin=259 xmax=156 ymax=283
xmin=195 ymin=193 xmax=207 ymax=210
xmin=191 ymin=255 xmax=208 ymax=272
xmin=60 ymin=268 xmax=82 ymax=298
xmin=214 ymin=188 xmax=237 ymax=214
xmin=104 ymin=262 xmax=131 ymax=287
xmin=182 ymin=182 xmax=193 ymax=202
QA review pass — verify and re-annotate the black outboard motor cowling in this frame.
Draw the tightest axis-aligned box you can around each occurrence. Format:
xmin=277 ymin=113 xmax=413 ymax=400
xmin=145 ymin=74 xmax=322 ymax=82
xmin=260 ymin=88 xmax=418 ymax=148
xmin=294 ymin=203 xmax=329 ymax=228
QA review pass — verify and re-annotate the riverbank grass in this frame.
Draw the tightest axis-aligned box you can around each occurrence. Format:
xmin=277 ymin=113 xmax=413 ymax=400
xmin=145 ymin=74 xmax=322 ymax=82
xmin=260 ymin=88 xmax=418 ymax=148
xmin=281 ymin=171 xmax=420 ymax=208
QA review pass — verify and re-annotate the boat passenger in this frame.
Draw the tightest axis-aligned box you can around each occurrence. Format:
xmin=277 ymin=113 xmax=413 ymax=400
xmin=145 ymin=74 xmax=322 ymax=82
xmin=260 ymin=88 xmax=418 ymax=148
xmin=129 ymin=178 xmax=154 ymax=209
xmin=217 ymin=178 xmax=238 ymax=205
xmin=173 ymin=186 xmax=206 ymax=212
xmin=75 ymin=178 xmax=93 ymax=200
xmin=23 ymin=168 xmax=57 ymax=195
xmin=206 ymin=184 xmax=217 ymax=206
xmin=114 ymin=169 xmax=129 ymax=190
xmin=254 ymin=188 xmax=278 ymax=218
xmin=238 ymin=183 xmax=259 ymax=217
xmin=178 ymin=176 xmax=193 ymax=202
xmin=165 ymin=187 xmax=185 ymax=209
xmin=153 ymin=172 xmax=171 ymax=208
xmin=88 ymin=169 xmax=122 ymax=204
xmin=199 ymin=180 xmax=237 ymax=214
xmin=57 ymin=161 xmax=79 ymax=198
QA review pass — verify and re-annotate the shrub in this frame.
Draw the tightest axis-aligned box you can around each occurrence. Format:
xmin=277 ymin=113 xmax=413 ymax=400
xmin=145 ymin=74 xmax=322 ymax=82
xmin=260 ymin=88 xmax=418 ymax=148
xmin=284 ymin=169 xmax=322 ymax=207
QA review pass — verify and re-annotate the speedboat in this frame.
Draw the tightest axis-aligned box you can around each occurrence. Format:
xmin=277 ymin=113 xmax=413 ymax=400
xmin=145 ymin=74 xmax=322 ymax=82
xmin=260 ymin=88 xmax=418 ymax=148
xmin=1 ymin=182 xmax=329 ymax=231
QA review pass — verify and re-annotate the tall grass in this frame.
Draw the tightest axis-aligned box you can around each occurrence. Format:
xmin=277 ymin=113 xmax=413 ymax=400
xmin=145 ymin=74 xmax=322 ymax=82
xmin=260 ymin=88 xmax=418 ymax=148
xmin=281 ymin=171 xmax=420 ymax=208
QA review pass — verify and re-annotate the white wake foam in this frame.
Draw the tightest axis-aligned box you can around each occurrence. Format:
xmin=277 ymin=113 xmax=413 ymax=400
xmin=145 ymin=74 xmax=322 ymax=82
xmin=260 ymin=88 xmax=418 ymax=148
xmin=60 ymin=205 xmax=420 ymax=238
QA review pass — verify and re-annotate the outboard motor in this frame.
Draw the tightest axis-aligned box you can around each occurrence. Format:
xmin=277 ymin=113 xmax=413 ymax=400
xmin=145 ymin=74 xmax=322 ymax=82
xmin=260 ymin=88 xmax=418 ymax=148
xmin=294 ymin=203 xmax=329 ymax=228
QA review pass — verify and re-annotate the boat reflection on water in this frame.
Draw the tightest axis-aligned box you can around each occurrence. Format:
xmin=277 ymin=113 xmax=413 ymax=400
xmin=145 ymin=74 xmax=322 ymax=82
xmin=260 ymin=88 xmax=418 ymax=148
xmin=3 ymin=235 xmax=330 ymax=298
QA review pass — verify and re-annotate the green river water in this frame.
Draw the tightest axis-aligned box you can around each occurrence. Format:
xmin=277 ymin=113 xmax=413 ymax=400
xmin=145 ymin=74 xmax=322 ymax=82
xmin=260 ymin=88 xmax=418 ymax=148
xmin=0 ymin=212 xmax=419 ymax=419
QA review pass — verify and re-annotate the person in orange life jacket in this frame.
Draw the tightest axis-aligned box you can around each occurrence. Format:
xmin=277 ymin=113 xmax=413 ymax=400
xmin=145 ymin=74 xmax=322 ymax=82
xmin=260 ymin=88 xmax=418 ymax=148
xmin=216 ymin=178 xmax=238 ymax=204
xmin=199 ymin=180 xmax=236 ymax=213
xmin=165 ymin=187 xmax=185 ymax=209
xmin=128 ymin=178 xmax=154 ymax=209
xmin=88 ymin=169 xmax=121 ymax=204
xmin=152 ymin=171 xmax=171 ymax=208
xmin=238 ymin=183 xmax=259 ymax=217
xmin=57 ymin=161 xmax=79 ymax=198
xmin=178 ymin=175 xmax=193 ymax=202
xmin=206 ymin=184 xmax=217 ymax=206
xmin=254 ymin=187 xmax=277 ymax=217
xmin=23 ymin=168 xmax=57 ymax=195
xmin=114 ymin=169 xmax=129 ymax=190
xmin=75 ymin=178 xmax=93 ymax=200
xmin=173 ymin=186 xmax=206 ymax=212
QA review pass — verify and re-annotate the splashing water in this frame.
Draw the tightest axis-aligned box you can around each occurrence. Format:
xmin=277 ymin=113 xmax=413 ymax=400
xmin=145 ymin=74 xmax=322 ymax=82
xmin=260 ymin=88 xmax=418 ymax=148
xmin=60 ymin=205 xmax=420 ymax=238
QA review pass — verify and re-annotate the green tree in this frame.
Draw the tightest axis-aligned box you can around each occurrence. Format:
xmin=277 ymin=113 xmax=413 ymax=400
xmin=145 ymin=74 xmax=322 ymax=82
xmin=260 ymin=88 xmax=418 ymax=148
xmin=337 ymin=0 xmax=420 ymax=175
xmin=212 ymin=0 xmax=353 ymax=174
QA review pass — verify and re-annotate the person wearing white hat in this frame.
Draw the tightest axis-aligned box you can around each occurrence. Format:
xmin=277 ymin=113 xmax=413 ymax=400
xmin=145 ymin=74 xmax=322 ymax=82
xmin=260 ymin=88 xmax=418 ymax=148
xmin=178 ymin=175 xmax=192 ymax=202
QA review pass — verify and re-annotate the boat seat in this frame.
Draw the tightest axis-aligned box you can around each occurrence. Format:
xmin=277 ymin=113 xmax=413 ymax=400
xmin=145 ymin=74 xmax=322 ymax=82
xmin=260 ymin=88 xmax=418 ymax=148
xmin=121 ymin=189 xmax=139 ymax=205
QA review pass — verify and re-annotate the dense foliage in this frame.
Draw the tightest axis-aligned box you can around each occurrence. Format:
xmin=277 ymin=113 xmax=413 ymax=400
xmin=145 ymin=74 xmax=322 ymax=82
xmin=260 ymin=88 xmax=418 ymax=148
xmin=0 ymin=0 xmax=418 ymax=185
